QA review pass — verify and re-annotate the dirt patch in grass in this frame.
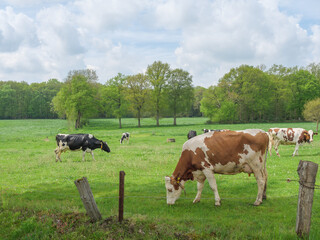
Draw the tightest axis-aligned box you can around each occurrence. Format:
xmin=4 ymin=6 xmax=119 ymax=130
xmin=3 ymin=208 xmax=200 ymax=239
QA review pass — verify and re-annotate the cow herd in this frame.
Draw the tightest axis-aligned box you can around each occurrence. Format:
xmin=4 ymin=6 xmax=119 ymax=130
xmin=54 ymin=126 xmax=317 ymax=206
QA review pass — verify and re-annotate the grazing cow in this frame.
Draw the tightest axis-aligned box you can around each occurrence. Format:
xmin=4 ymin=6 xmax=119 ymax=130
xmin=202 ymin=129 xmax=229 ymax=133
xmin=165 ymin=129 xmax=269 ymax=206
xmin=187 ymin=130 xmax=197 ymax=139
xmin=268 ymin=128 xmax=317 ymax=157
xmin=202 ymin=129 xmax=214 ymax=133
xmin=120 ymin=132 xmax=130 ymax=144
xmin=55 ymin=134 xmax=110 ymax=162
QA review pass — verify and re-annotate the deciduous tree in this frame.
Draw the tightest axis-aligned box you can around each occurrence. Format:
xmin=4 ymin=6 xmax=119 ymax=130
xmin=146 ymin=61 xmax=170 ymax=126
xmin=52 ymin=70 xmax=99 ymax=129
xmin=303 ymin=98 xmax=320 ymax=131
xmin=125 ymin=73 xmax=150 ymax=127
xmin=165 ymin=68 xmax=193 ymax=125
xmin=101 ymin=73 xmax=129 ymax=128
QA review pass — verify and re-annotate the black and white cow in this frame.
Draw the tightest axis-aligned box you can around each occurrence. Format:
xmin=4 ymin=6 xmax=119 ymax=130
xmin=55 ymin=134 xmax=110 ymax=162
xmin=202 ymin=129 xmax=229 ymax=133
xmin=120 ymin=132 xmax=130 ymax=144
xmin=202 ymin=129 xmax=213 ymax=133
xmin=187 ymin=130 xmax=197 ymax=139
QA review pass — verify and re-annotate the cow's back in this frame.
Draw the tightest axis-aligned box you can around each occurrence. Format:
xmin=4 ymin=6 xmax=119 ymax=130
xmin=182 ymin=130 xmax=268 ymax=172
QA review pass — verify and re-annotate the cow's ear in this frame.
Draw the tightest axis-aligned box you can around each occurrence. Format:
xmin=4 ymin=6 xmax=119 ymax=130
xmin=315 ymin=132 xmax=319 ymax=135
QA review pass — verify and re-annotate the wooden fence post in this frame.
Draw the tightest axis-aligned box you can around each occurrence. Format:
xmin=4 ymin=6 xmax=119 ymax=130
xmin=296 ymin=160 xmax=318 ymax=238
xmin=119 ymin=171 xmax=125 ymax=222
xmin=74 ymin=177 xmax=102 ymax=222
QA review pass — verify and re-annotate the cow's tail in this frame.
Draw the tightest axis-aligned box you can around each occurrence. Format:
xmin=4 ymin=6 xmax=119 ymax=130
xmin=266 ymin=131 xmax=273 ymax=156
xmin=264 ymin=133 xmax=270 ymax=169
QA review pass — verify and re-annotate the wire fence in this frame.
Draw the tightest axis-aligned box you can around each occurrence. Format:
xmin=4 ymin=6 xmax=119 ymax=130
xmin=1 ymin=175 xmax=319 ymax=202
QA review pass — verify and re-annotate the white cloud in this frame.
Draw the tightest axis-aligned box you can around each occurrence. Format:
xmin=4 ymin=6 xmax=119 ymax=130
xmin=173 ymin=0 xmax=318 ymax=86
xmin=0 ymin=0 xmax=320 ymax=86
xmin=0 ymin=7 xmax=38 ymax=52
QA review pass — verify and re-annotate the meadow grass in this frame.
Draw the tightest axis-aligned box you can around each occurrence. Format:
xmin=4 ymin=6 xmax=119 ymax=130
xmin=0 ymin=118 xmax=320 ymax=239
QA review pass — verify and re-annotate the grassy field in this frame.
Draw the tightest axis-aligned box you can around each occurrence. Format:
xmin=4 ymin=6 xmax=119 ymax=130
xmin=1 ymin=118 xmax=320 ymax=239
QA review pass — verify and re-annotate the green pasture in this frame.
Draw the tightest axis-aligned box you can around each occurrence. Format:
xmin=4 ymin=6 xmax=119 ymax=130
xmin=1 ymin=118 xmax=320 ymax=239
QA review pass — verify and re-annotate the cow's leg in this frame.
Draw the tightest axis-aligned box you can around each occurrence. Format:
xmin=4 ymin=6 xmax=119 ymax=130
xmin=203 ymin=169 xmax=221 ymax=206
xmin=54 ymin=147 xmax=62 ymax=162
xmin=274 ymin=140 xmax=280 ymax=157
xmin=293 ymin=143 xmax=300 ymax=157
xmin=90 ymin=151 xmax=95 ymax=161
xmin=193 ymin=180 xmax=205 ymax=203
xmin=82 ymin=151 xmax=86 ymax=161
xmin=263 ymin=168 xmax=268 ymax=200
xmin=252 ymin=169 xmax=266 ymax=206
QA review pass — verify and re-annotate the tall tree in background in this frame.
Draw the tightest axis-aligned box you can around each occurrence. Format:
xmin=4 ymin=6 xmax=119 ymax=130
xmin=192 ymin=86 xmax=206 ymax=117
xmin=125 ymin=73 xmax=150 ymax=127
xmin=101 ymin=73 xmax=129 ymax=128
xmin=287 ymin=69 xmax=320 ymax=120
xmin=0 ymin=84 xmax=16 ymax=118
xmin=146 ymin=61 xmax=170 ymax=126
xmin=267 ymin=65 xmax=292 ymax=121
xmin=30 ymin=79 xmax=62 ymax=118
xmin=165 ymin=69 xmax=193 ymax=125
xmin=52 ymin=69 xmax=99 ymax=129
xmin=303 ymin=98 xmax=320 ymax=132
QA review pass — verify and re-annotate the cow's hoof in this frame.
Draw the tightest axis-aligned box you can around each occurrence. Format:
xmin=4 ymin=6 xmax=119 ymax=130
xmin=253 ymin=201 xmax=262 ymax=206
xmin=193 ymin=199 xmax=200 ymax=204
xmin=215 ymin=201 xmax=221 ymax=206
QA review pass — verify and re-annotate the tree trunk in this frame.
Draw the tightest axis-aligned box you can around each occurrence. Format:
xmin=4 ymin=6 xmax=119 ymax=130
xmin=173 ymin=106 xmax=177 ymax=126
xmin=156 ymin=109 xmax=160 ymax=126
xmin=137 ymin=110 xmax=141 ymax=127
xmin=317 ymin=120 xmax=319 ymax=132
xmin=119 ymin=117 xmax=122 ymax=129
xmin=75 ymin=111 xmax=81 ymax=129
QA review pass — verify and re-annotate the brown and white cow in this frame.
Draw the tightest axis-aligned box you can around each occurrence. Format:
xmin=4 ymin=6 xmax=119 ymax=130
xmin=165 ymin=129 xmax=269 ymax=206
xmin=268 ymin=128 xmax=317 ymax=157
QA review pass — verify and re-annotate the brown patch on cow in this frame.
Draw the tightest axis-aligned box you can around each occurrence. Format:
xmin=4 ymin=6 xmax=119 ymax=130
xmin=172 ymin=149 xmax=203 ymax=182
xmin=287 ymin=128 xmax=295 ymax=141
xmin=269 ymin=128 xmax=280 ymax=134
xmin=298 ymin=130 xmax=310 ymax=144
xmin=203 ymin=131 xmax=268 ymax=166
xmin=169 ymin=177 xmax=180 ymax=190
xmin=259 ymin=157 xmax=263 ymax=163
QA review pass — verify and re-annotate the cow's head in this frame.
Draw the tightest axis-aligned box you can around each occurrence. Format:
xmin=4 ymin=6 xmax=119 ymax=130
xmin=165 ymin=176 xmax=185 ymax=205
xmin=101 ymin=141 xmax=111 ymax=152
xmin=302 ymin=131 xmax=311 ymax=143
xmin=308 ymin=130 xmax=318 ymax=142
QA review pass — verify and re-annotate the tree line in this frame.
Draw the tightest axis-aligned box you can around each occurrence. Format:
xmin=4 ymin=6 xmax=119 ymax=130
xmin=1 ymin=61 xmax=320 ymax=128
xmin=201 ymin=63 xmax=320 ymax=124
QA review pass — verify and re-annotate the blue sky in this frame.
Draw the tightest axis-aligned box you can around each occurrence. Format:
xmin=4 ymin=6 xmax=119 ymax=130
xmin=0 ymin=0 xmax=319 ymax=87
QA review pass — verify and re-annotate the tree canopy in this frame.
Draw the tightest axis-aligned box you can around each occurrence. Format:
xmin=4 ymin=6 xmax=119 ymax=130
xmin=2 ymin=61 xmax=320 ymax=129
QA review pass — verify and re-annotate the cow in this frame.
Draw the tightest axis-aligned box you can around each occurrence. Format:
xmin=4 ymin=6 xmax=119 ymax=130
xmin=187 ymin=130 xmax=197 ymax=139
xmin=202 ymin=129 xmax=229 ymax=133
xmin=54 ymin=134 xmax=110 ymax=162
xmin=120 ymin=132 xmax=130 ymax=144
xmin=165 ymin=129 xmax=269 ymax=206
xmin=268 ymin=128 xmax=317 ymax=157
xmin=202 ymin=129 xmax=214 ymax=133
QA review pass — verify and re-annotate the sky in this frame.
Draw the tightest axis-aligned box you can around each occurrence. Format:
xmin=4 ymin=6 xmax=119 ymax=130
xmin=0 ymin=0 xmax=320 ymax=87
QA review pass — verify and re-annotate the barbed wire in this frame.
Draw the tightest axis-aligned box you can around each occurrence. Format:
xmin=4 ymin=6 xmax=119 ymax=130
xmin=1 ymin=177 xmax=319 ymax=205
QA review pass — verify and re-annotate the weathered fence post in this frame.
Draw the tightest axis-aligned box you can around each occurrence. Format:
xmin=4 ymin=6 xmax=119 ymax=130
xmin=296 ymin=160 xmax=318 ymax=238
xmin=74 ymin=177 xmax=102 ymax=222
xmin=119 ymin=171 xmax=125 ymax=223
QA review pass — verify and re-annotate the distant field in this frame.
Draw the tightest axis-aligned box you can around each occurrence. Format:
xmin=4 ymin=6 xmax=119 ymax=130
xmin=1 ymin=118 xmax=320 ymax=239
